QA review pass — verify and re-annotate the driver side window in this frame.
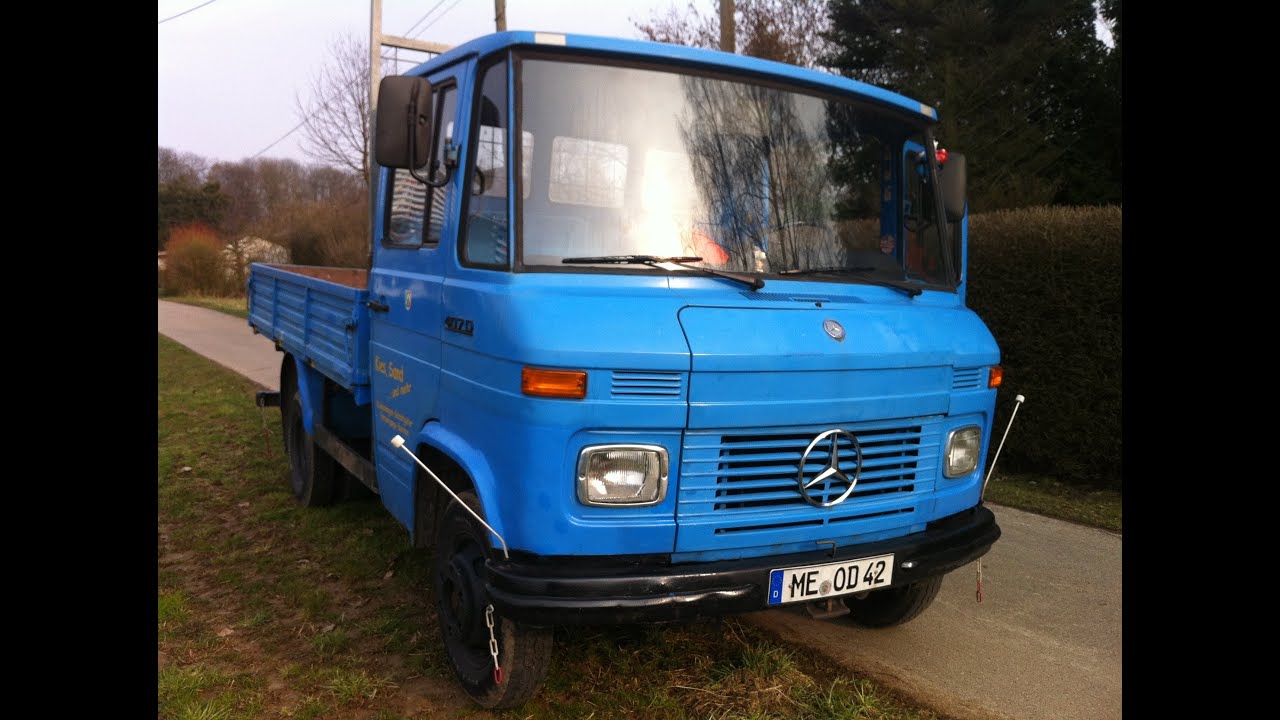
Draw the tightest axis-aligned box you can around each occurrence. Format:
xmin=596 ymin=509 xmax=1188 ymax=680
xmin=462 ymin=60 xmax=512 ymax=267
xmin=384 ymin=82 xmax=457 ymax=248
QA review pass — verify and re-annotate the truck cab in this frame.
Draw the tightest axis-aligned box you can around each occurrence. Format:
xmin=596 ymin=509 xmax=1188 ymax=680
xmin=260 ymin=30 xmax=1001 ymax=710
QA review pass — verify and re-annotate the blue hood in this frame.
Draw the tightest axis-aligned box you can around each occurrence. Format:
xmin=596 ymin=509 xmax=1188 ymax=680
xmin=675 ymin=288 xmax=999 ymax=430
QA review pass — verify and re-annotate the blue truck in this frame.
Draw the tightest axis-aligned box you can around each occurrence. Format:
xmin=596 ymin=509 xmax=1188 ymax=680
xmin=248 ymin=30 xmax=1002 ymax=709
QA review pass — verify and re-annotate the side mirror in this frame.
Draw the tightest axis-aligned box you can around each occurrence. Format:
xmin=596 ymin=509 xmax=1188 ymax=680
xmin=375 ymin=76 xmax=432 ymax=169
xmin=942 ymin=153 xmax=967 ymax=222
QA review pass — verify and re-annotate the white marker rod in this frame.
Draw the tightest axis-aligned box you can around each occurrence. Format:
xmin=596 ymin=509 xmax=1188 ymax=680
xmin=981 ymin=394 xmax=1025 ymax=500
xmin=390 ymin=434 xmax=509 ymax=559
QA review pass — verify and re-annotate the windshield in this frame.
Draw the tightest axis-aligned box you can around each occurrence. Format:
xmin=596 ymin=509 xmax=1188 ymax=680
xmin=516 ymin=56 xmax=954 ymax=290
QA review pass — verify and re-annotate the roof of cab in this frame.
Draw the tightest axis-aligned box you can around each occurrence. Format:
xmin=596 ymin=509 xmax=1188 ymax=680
xmin=401 ymin=30 xmax=937 ymax=121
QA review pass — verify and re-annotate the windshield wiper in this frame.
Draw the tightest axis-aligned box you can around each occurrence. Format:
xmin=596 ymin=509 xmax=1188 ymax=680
xmin=778 ymin=265 xmax=876 ymax=275
xmin=777 ymin=266 xmax=922 ymax=297
xmin=562 ymin=255 xmax=764 ymax=291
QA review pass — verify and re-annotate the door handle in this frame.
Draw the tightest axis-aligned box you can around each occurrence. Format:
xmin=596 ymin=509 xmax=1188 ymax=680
xmin=366 ymin=299 xmax=390 ymax=312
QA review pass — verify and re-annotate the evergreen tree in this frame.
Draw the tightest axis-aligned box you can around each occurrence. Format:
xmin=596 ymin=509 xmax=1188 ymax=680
xmin=158 ymin=180 xmax=231 ymax=250
xmin=823 ymin=0 xmax=1120 ymax=209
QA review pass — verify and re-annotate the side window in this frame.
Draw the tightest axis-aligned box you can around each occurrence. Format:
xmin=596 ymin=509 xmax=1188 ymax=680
xmin=386 ymin=167 xmax=427 ymax=246
xmin=463 ymin=60 xmax=515 ymax=266
xmin=901 ymin=135 xmax=952 ymax=284
xmin=383 ymin=82 xmax=457 ymax=248
xmin=902 ymin=136 xmax=945 ymax=284
xmin=425 ymin=85 xmax=457 ymax=246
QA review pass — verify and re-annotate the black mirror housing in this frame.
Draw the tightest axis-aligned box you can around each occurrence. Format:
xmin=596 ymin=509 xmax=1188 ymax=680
xmin=375 ymin=76 xmax=433 ymax=169
xmin=942 ymin=153 xmax=967 ymax=222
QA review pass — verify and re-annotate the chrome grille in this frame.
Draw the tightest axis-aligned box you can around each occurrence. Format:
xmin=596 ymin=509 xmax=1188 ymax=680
xmin=677 ymin=420 xmax=942 ymax=549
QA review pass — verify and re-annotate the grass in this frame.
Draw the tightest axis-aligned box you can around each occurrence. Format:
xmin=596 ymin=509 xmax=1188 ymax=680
xmin=161 ymin=292 xmax=1124 ymax=535
xmin=162 ymin=293 xmax=249 ymax=319
xmin=319 ymin=667 xmax=397 ymax=704
xmin=983 ymin=473 xmax=1121 ymax=534
xmin=159 ymin=333 xmax=958 ymax=719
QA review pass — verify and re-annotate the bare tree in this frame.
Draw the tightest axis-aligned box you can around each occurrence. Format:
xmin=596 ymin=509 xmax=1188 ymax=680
xmin=633 ymin=0 xmax=832 ymax=70
xmin=633 ymin=2 xmax=719 ymax=49
xmin=158 ymin=146 xmax=209 ymax=185
xmin=207 ymin=160 xmax=263 ymax=236
xmin=296 ymin=32 xmax=371 ymax=186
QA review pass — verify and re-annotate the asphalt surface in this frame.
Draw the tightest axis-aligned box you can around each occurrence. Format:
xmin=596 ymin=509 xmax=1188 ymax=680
xmin=158 ymin=300 xmax=280 ymax=389
xmin=158 ymin=298 xmax=1122 ymax=720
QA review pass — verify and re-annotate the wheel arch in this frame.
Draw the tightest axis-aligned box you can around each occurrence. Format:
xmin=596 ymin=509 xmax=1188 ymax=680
xmin=411 ymin=421 xmax=503 ymax=549
xmin=281 ymin=353 xmax=325 ymax=433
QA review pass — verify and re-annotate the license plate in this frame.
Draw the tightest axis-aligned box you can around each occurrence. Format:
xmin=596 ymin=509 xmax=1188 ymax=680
xmin=767 ymin=553 xmax=895 ymax=605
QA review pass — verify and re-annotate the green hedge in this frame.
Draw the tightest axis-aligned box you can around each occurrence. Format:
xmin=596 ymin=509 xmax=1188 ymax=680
xmin=966 ymin=206 xmax=1121 ymax=490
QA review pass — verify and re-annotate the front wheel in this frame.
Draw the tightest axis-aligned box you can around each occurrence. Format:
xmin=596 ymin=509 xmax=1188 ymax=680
xmin=842 ymin=574 xmax=944 ymax=628
xmin=434 ymin=491 xmax=552 ymax=709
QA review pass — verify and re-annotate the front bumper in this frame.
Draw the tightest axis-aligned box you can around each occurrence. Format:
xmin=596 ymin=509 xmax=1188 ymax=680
xmin=486 ymin=504 xmax=1000 ymax=626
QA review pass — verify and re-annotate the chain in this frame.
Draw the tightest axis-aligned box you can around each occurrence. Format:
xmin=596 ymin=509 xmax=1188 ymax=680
xmin=485 ymin=604 xmax=503 ymax=684
xmin=975 ymin=558 xmax=984 ymax=603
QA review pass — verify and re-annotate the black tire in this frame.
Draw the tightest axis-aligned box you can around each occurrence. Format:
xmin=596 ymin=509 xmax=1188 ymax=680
xmin=842 ymin=574 xmax=944 ymax=628
xmin=282 ymin=383 xmax=337 ymax=507
xmin=434 ymin=491 xmax=552 ymax=709
xmin=279 ymin=368 xmax=294 ymax=457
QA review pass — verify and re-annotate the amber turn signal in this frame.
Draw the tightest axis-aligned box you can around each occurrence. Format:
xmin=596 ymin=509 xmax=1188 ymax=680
xmin=988 ymin=365 xmax=1003 ymax=388
xmin=522 ymin=367 xmax=587 ymax=399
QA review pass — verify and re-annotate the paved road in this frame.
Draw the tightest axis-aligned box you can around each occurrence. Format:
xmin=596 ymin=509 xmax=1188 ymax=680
xmin=158 ymin=300 xmax=279 ymax=389
xmin=746 ymin=505 xmax=1121 ymax=720
xmin=158 ymin=298 xmax=1122 ymax=720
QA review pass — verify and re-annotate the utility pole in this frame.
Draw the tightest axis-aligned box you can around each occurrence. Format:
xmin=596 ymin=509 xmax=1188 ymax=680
xmin=369 ymin=0 xmax=381 ymax=266
xmin=495 ymin=0 xmax=507 ymax=32
xmin=367 ymin=0 xmax=453 ymax=267
xmin=720 ymin=0 xmax=735 ymax=53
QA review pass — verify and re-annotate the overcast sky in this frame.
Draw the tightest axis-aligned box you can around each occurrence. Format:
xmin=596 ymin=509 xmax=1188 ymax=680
xmin=157 ymin=0 xmax=677 ymax=166
xmin=158 ymin=0 xmax=1115 ymax=168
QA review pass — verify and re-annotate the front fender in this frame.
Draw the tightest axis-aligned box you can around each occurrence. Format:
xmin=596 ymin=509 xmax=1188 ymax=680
xmin=417 ymin=421 xmax=507 ymax=542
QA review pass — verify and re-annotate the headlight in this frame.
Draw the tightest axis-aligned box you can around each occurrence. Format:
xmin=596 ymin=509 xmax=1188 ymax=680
xmin=944 ymin=426 xmax=982 ymax=478
xmin=576 ymin=445 xmax=668 ymax=506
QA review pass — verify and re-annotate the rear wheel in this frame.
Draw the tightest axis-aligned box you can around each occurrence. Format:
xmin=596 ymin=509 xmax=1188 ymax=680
xmin=434 ymin=491 xmax=551 ymax=709
xmin=842 ymin=574 xmax=944 ymax=628
xmin=282 ymin=380 xmax=337 ymax=507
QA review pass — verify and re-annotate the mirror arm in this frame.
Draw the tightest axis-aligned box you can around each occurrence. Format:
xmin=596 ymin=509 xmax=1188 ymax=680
xmin=402 ymin=80 xmax=451 ymax=189
xmin=410 ymin=164 xmax=453 ymax=189
xmin=410 ymin=139 xmax=456 ymax=189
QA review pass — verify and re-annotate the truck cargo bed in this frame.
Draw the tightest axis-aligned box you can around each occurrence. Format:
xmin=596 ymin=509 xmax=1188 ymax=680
xmin=247 ymin=263 xmax=371 ymax=394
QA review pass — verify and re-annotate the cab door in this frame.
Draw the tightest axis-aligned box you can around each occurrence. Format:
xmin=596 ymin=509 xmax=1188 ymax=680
xmin=368 ymin=61 xmax=472 ymax=530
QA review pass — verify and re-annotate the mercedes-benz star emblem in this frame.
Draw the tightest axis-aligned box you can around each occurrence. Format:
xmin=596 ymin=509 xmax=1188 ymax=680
xmin=823 ymin=319 xmax=845 ymax=342
xmin=796 ymin=429 xmax=862 ymax=507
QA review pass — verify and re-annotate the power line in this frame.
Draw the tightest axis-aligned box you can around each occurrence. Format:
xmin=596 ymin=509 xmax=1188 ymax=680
xmin=251 ymin=118 xmax=308 ymax=159
xmin=404 ymin=0 xmax=449 ymax=38
xmin=249 ymin=2 xmax=459 ymax=160
xmin=411 ymin=0 xmax=465 ymax=38
xmin=251 ymin=56 xmax=407 ymax=159
xmin=158 ymin=0 xmax=220 ymax=25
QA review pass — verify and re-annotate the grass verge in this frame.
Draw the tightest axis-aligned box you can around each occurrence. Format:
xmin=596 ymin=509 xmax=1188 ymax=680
xmin=162 ymin=294 xmax=249 ymax=319
xmin=983 ymin=473 xmax=1121 ymax=534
